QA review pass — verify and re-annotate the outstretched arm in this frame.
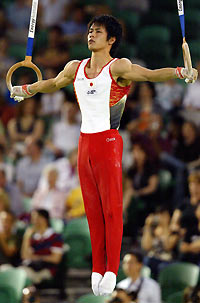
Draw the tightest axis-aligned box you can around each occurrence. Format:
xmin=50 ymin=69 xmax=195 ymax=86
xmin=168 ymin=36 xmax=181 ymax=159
xmin=11 ymin=60 xmax=80 ymax=100
xmin=111 ymin=58 xmax=198 ymax=83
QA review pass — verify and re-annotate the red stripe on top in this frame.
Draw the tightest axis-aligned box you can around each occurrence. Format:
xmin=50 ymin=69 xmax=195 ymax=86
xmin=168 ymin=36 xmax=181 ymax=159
xmin=73 ymin=60 xmax=83 ymax=83
xmin=109 ymin=63 xmax=131 ymax=106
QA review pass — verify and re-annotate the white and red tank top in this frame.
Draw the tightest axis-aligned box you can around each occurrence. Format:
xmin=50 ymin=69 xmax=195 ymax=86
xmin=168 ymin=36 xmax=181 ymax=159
xmin=73 ymin=58 xmax=131 ymax=133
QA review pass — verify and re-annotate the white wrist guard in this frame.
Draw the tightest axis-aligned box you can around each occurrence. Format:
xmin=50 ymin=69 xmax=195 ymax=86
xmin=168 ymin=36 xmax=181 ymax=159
xmin=11 ymin=85 xmax=34 ymax=102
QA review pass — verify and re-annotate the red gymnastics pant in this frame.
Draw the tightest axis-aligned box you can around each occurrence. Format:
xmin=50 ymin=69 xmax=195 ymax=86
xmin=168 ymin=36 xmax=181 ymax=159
xmin=78 ymin=129 xmax=123 ymax=276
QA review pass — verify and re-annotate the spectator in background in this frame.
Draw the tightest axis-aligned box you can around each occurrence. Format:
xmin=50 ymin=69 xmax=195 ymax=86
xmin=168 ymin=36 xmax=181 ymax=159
xmin=174 ymin=121 xmax=200 ymax=166
xmin=39 ymin=0 xmax=70 ymax=28
xmin=0 ymin=211 xmax=20 ymax=267
xmin=6 ymin=0 xmax=31 ymax=44
xmin=0 ymin=9 xmax=9 ymax=38
xmin=170 ymin=171 xmax=200 ymax=231
xmin=66 ymin=187 xmax=85 ymax=221
xmin=39 ymin=68 xmax=65 ymax=118
xmin=35 ymin=25 xmax=69 ymax=72
xmin=183 ymin=61 xmax=200 ymax=112
xmin=46 ymin=101 xmax=80 ymax=157
xmin=117 ymin=250 xmax=161 ymax=303
xmin=31 ymin=166 xmax=67 ymax=219
xmin=16 ymin=137 xmax=50 ymax=198
xmin=0 ymin=36 xmax=15 ymax=96
xmin=141 ymin=207 xmax=178 ymax=279
xmin=20 ymin=209 xmax=64 ymax=284
xmin=0 ymin=189 xmax=10 ymax=212
xmin=0 ymin=169 xmax=24 ymax=217
xmin=0 ymin=144 xmax=14 ymax=182
xmin=108 ymin=288 xmax=139 ymax=303
xmin=7 ymin=97 xmax=44 ymax=149
xmin=127 ymin=82 xmax=161 ymax=137
xmin=6 ymin=0 xmax=30 ymax=29
xmin=38 ymin=148 xmax=79 ymax=195
xmin=178 ymin=212 xmax=200 ymax=265
xmin=123 ymin=141 xmax=159 ymax=242
xmin=155 ymin=79 xmax=184 ymax=114
xmin=60 ymin=4 xmax=87 ymax=43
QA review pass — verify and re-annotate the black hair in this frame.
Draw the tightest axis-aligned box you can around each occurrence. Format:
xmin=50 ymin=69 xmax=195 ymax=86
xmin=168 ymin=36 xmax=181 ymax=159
xmin=125 ymin=249 xmax=144 ymax=264
xmin=88 ymin=15 xmax=122 ymax=57
xmin=35 ymin=209 xmax=51 ymax=226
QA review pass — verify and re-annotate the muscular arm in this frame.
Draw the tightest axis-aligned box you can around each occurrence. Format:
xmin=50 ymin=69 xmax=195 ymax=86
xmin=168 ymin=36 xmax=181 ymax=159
xmin=29 ymin=60 xmax=79 ymax=94
xmin=11 ymin=60 xmax=80 ymax=99
xmin=111 ymin=58 xmax=198 ymax=83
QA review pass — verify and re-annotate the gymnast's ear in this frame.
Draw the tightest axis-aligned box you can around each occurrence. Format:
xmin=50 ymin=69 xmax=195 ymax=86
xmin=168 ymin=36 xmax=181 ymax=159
xmin=108 ymin=36 xmax=116 ymax=45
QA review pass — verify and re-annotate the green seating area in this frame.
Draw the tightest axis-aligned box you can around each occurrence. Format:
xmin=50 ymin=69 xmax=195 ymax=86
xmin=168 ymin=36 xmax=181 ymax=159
xmin=158 ymin=262 xmax=199 ymax=302
xmin=0 ymin=268 xmax=30 ymax=303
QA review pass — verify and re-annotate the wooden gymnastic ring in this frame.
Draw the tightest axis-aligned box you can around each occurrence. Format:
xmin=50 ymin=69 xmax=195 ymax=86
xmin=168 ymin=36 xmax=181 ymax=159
xmin=6 ymin=56 xmax=42 ymax=92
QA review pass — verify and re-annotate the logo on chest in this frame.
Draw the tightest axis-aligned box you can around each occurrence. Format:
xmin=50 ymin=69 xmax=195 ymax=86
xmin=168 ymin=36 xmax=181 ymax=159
xmin=87 ymin=89 xmax=97 ymax=95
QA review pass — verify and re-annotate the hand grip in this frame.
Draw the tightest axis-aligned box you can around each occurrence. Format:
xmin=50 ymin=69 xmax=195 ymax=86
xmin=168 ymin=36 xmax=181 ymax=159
xmin=6 ymin=56 xmax=42 ymax=92
xmin=182 ymin=40 xmax=194 ymax=83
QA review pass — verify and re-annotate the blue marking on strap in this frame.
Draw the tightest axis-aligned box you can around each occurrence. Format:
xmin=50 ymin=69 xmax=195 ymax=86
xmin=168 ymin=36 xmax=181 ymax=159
xmin=179 ymin=15 xmax=185 ymax=38
xmin=26 ymin=37 xmax=34 ymax=56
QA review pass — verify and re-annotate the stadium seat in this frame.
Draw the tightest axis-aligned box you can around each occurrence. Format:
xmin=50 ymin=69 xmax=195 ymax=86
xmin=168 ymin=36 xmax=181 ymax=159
xmin=8 ymin=44 xmax=26 ymax=61
xmin=185 ymin=0 xmax=200 ymax=10
xmin=116 ymin=41 xmax=137 ymax=59
xmin=137 ymin=26 xmax=171 ymax=68
xmin=166 ymin=291 xmax=184 ymax=303
xmin=158 ymin=262 xmax=199 ymax=302
xmin=69 ymin=43 xmax=91 ymax=60
xmin=0 ymin=268 xmax=30 ymax=303
xmin=77 ymin=293 xmax=110 ymax=303
xmin=63 ymin=217 xmax=92 ymax=268
xmin=185 ymin=10 xmax=200 ymax=40
xmin=50 ymin=218 xmax=64 ymax=234
xmin=151 ymin=0 xmax=177 ymax=11
xmin=187 ymin=40 xmax=200 ymax=65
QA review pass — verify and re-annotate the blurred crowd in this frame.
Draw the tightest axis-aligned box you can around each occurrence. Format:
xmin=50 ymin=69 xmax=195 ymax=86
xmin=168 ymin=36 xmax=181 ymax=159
xmin=0 ymin=0 xmax=200 ymax=302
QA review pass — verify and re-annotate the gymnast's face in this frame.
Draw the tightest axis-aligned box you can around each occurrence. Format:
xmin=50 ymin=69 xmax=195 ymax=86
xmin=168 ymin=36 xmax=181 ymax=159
xmin=87 ymin=23 xmax=115 ymax=53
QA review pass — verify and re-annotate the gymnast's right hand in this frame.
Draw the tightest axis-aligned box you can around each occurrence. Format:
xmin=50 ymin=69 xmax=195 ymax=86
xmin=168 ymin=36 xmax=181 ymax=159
xmin=11 ymin=85 xmax=34 ymax=102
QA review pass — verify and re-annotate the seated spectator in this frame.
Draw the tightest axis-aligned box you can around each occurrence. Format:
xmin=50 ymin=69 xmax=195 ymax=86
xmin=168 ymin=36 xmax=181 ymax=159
xmin=126 ymin=82 xmax=161 ymax=136
xmin=174 ymin=121 xmax=200 ymax=166
xmin=38 ymin=148 xmax=79 ymax=195
xmin=123 ymin=141 xmax=159 ymax=242
xmin=20 ymin=209 xmax=64 ymax=284
xmin=0 ymin=36 xmax=15 ymax=96
xmin=182 ymin=61 xmax=200 ymax=125
xmin=7 ymin=97 xmax=44 ymax=147
xmin=0 ymin=144 xmax=14 ymax=182
xmin=184 ymin=285 xmax=200 ymax=303
xmin=6 ymin=0 xmax=30 ymax=30
xmin=0 ymin=211 xmax=20 ymax=267
xmin=170 ymin=171 xmax=200 ymax=231
xmin=46 ymin=100 xmax=80 ymax=157
xmin=34 ymin=25 xmax=69 ymax=72
xmin=31 ymin=166 xmax=67 ymax=219
xmin=16 ymin=137 xmax=50 ymax=198
xmin=0 ymin=189 xmax=10 ymax=212
xmin=0 ymin=168 xmax=24 ymax=217
xmin=178 ymin=212 xmax=200 ymax=265
xmin=60 ymin=4 xmax=87 ymax=43
xmin=39 ymin=68 xmax=65 ymax=118
xmin=141 ymin=207 xmax=179 ymax=279
xmin=39 ymin=0 xmax=70 ymax=28
xmin=117 ymin=250 xmax=161 ymax=303
xmin=108 ymin=288 xmax=138 ymax=303
xmin=66 ymin=187 xmax=85 ymax=221
xmin=155 ymin=79 xmax=184 ymax=114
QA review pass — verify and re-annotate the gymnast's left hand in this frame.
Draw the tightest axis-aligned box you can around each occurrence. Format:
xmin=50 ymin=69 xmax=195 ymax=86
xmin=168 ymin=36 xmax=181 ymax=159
xmin=11 ymin=84 xmax=35 ymax=102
